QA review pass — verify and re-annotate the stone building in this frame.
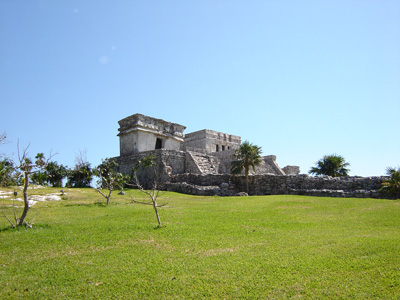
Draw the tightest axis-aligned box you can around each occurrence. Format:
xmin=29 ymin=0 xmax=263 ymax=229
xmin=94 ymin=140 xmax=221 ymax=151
xmin=118 ymin=113 xmax=186 ymax=155
xmin=113 ymin=114 xmax=386 ymax=198
xmin=182 ymin=129 xmax=241 ymax=153
xmin=115 ymin=113 xmax=299 ymax=181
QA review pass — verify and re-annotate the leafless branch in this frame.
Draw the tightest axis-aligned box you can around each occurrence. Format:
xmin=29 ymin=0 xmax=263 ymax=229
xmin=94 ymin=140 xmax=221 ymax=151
xmin=75 ymin=149 xmax=88 ymax=167
xmin=0 ymin=132 xmax=9 ymax=145
xmin=47 ymin=150 xmax=58 ymax=162
xmin=24 ymin=221 xmax=32 ymax=228
xmin=1 ymin=199 xmax=16 ymax=228
xmin=130 ymin=198 xmax=153 ymax=206
xmin=13 ymin=198 xmax=18 ymax=224
xmin=17 ymin=140 xmax=30 ymax=163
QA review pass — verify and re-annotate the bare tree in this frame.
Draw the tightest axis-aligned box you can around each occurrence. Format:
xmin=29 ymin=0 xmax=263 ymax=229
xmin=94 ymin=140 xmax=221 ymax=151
xmin=1 ymin=144 xmax=54 ymax=228
xmin=74 ymin=149 xmax=88 ymax=167
xmin=128 ymin=155 xmax=167 ymax=227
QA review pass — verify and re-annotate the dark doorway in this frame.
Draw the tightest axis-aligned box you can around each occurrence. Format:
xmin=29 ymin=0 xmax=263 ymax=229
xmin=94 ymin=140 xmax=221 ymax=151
xmin=155 ymin=138 xmax=163 ymax=149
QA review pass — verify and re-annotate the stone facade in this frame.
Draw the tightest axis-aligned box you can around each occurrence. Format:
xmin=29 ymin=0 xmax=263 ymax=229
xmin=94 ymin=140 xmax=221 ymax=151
xmin=118 ymin=114 xmax=186 ymax=155
xmin=182 ymin=129 xmax=241 ymax=154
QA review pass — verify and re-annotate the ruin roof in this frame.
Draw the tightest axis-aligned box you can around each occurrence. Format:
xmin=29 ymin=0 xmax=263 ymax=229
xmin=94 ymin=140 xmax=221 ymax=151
xmin=118 ymin=113 xmax=186 ymax=139
xmin=184 ymin=129 xmax=241 ymax=143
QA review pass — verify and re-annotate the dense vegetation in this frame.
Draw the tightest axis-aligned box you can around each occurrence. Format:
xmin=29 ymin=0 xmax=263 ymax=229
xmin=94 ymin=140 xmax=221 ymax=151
xmin=1 ymin=187 xmax=399 ymax=299
xmin=309 ymin=154 xmax=350 ymax=177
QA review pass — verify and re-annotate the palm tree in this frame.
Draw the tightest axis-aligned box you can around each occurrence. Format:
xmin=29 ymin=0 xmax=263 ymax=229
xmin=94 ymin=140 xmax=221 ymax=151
xmin=379 ymin=167 xmax=400 ymax=199
xmin=309 ymin=154 xmax=350 ymax=177
xmin=231 ymin=141 xmax=262 ymax=193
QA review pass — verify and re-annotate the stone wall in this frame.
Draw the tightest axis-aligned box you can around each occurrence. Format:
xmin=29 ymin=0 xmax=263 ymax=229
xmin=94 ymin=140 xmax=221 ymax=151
xmin=237 ymin=175 xmax=386 ymax=198
xmin=212 ymin=149 xmax=236 ymax=173
xmin=282 ymin=166 xmax=300 ymax=175
xmin=114 ymin=149 xmax=186 ymax=188
xmin=165 ymin=173 xmax=388 ymax=198
xmin=115 ymin=150 xmax=183 ymax=175
xmin=115 ymin=149 xmax=388 ymax=198
xmin=182 ymin=129 xmax=241 ymax=154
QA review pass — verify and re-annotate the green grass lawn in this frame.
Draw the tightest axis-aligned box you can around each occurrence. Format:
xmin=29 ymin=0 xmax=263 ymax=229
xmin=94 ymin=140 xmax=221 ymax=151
xmin=1 ymin=187 xmax=399 ymax=299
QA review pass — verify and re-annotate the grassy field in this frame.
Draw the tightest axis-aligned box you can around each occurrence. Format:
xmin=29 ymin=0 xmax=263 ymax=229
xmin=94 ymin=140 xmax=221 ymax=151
xmin=0 ymin=187 xmax=399 ymax=299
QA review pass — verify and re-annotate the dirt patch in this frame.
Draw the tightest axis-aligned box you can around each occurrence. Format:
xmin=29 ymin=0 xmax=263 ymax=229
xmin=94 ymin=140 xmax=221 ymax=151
xmin=196 ymin=248 xmax=236 ymax=257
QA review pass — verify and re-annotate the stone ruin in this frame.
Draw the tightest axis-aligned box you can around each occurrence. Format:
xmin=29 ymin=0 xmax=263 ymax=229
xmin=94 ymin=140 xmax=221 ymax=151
xmin=118 ymin=113 xmax=186 ymax=155
xmin=115 ymin=113 xmax=299 ymax=178
xmin=114 ymin=113 xmax=387 ymax=198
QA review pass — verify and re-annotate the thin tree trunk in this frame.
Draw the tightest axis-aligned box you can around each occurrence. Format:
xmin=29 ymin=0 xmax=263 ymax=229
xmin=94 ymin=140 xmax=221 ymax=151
xmin=106 ymin=189 xmax=112 ymax=205
xmin=18 ymin=172 xmax=30 ymax=226
xmin=152 ymin=197 xmax=162 ymax=227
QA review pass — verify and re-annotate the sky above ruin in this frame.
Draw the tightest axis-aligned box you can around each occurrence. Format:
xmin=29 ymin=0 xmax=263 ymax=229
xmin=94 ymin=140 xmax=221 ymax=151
xmin=1 ymin=1 xmax=399 ymax=177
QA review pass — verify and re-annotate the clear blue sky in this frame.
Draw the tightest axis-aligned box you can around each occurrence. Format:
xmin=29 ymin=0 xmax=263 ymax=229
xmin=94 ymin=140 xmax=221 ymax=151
xmin=1 ymin=1 xmax=399 ymax=176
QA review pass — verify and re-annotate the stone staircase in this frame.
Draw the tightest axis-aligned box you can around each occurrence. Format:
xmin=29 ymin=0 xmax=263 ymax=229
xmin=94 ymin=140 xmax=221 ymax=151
xmin=187 ymin=152 xmax=219 ymax=174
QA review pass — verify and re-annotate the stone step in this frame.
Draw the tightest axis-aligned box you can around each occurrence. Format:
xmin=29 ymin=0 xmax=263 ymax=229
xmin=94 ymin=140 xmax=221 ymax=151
xmin=190 ymin=153 xmax=219 ymax=174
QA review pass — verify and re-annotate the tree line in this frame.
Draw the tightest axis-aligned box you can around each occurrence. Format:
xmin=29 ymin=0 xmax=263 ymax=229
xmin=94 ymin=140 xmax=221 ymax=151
xmin=0 ymin=157 xmax=93 ymax=188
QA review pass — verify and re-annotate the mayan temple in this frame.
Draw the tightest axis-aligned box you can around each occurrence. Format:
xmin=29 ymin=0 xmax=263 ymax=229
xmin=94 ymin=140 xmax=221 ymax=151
xmin=115 ymin=113 xmax=299 ymax=178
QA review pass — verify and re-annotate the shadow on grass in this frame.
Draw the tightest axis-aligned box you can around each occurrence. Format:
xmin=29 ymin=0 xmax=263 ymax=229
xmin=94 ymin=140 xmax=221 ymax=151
xmin=65 ymin=202 xmax=108 ymax=207
xmin=153 ymin=225 xmax=165 ymax=230
xmin=0 ymin=226 xmax=16 ymax=232
xmin=0 ymin=223 xmax=51 ymax=232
